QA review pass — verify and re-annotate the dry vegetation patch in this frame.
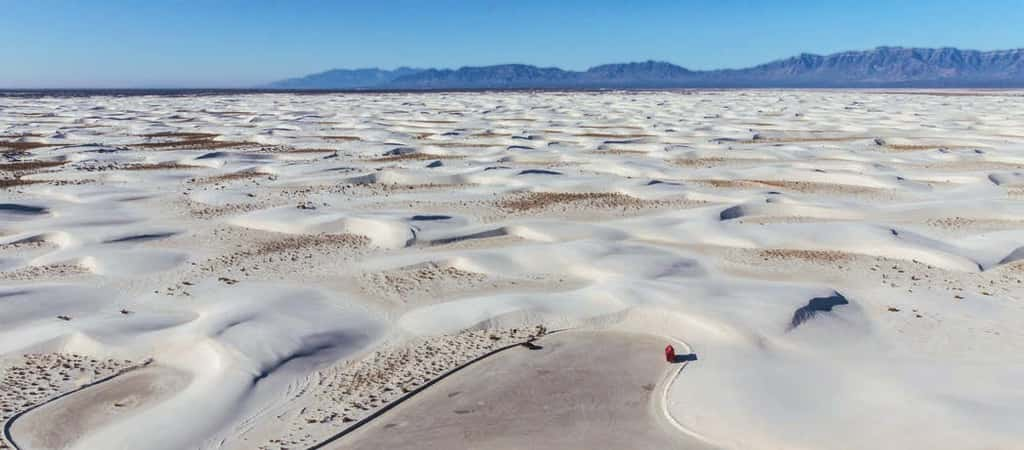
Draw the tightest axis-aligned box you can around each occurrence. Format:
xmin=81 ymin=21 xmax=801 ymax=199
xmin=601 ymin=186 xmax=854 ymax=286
xmin=0 ymin=160 xmax=70 ymax=189
xmin=753 ymin=179 xmax=880 ymax=195
xmin=185 ymin=200 xmax=270 ymax=219
xmin=884 ymin=143 xmax=977 ymax=152
xmin=0 ymin=263 xmax=91 ymax=281
xmin=360 ymin=262 xmax=488 ymax=301
xmin=573 ymin=132 xmax=655 ymax=139
xmin=0 ymin=141 xmax=54 ymax=152
xmin=321 ymin=135 xmax=362 ymax=142
xmin=416 ymin=141 xmax=501 ymax=148
xmin=924 ymin=217 xmax=1024 ymax=232
xmin=689 ymin=178 xmax=881 ymax=195
xmin=0 ymin=177 xmax=44 ymax=189
xmin=190 ymin=169 xmax=270 ymax=184
xmin=592 ymin=148 xmax=650 ymax=155
xmin=119 ymin=162 xmax=201 ymax=171
xmin=687 ymin=179 xmax=769 ymax=189
xmin=0 ymin=161 xmax=66 ymax=172
xmin=134 ymin=132 xmax=257 ymax=150
xmin=408 ymin=119 xmax=459 ymax=124
xmin=672 ymin=157 xmax=767 ymax=168
xmin=470 ymin=131 xmax=513 ymax=138
xmin=739 ymin=135 xmax=867 ymax=144
xmin=758 ymin=248 xmax=853 ymax=263
xmin=193 ymin=232 xmax=372 ymax=279
xmin=367 ymin=152 xmax=456 ymax=162
xmin=497 ymin=191 xmax=681 ymax=213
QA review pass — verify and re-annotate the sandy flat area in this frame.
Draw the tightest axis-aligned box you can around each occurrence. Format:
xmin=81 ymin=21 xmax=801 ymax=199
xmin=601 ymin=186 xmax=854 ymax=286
xmin=333 ymin=331 xmax=705 ymax=450
xmin=8 ymin=366 xmax=189 ymax=450
xmin=1 ymin=90 xmax=1023 ymax=449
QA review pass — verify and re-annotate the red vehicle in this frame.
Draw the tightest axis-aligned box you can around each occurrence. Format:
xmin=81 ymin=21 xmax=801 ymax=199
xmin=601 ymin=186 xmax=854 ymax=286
xmin=664 ymin=345 xmax=676 ymax=362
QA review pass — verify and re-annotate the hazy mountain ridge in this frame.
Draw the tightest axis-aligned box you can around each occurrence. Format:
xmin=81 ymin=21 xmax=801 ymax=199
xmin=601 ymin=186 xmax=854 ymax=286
xmin=269 ymin=47 xmax=1024 ymax=89
xmin=269 ymin=67 xmax=425 ymax=89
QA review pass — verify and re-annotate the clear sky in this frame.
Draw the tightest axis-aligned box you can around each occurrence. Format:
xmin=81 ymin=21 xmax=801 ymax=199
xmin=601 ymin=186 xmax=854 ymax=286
xmin=2 ymin=0 xmax=1023 ymax=88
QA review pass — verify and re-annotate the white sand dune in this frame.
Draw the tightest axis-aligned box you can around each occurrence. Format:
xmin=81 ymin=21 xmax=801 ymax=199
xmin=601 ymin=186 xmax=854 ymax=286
xmin=1 ymin=90 xmax=1023 ymax=449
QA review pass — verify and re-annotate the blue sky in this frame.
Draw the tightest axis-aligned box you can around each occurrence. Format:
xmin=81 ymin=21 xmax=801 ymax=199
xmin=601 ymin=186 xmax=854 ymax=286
xmin=2 ymin=0 xmax=1023 ymax=88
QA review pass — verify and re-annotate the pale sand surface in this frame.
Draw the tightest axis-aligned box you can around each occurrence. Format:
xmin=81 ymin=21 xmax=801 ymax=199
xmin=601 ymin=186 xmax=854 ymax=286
xmin=334 ymin=331 xmax=706 ymax=450
xmin=9 ymin=366 xmax=190 ymax=450
xmin=1 ymin=90 xmax=1023 ymax=449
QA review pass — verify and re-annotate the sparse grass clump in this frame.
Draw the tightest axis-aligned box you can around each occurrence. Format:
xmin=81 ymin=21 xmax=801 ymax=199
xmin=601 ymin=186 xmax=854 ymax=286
xmin=134 ymin=131 xmax=257 ymax=150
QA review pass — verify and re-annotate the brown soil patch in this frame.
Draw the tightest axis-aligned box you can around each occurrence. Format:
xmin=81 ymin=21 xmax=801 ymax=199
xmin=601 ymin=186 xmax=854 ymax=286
xmin=0 ymin=178 xmax=43 ymax=189
xmin=281 ymin=148 xmax=337 ymax=153
xmin=1005 ymin=261 xmax=1024 ymax=273
xmin=593 ymin=149 xmax=650 ymax=155
xmin=191 ymin=169 xmax=269 ymax=184
xmin=491 ymin=118 xmax=537 ymax=122
xmin=758 ymin=248 xmax=853 ymax=263
xmin=418 ymin=141 xmax=502 ymax=148
xmin=925 ymin=217 xmax=1024 ymax=231
xmin=253 ymin=145 xmax=335 ymax=154
xmin=201 ymin=110 xmax=254 ymax=115
xmin=739 ymin=136 xmax=867 ymax=144
xmin=579 ymin=125 xmax=645 ymax=130
xmin=573 ymin=132 xmax=654 ymax=139
xmin=409 ymin=119 xmax=459 ymax=124
xmin=470 ymin=131 xmax=513 ymax=138
xmin=322 ymin=135 xmax=362 ymax=142
xmin=184 ymin=200 xmax=271 ymax=219
xmin=753 ymin=179 xmax=880 ymax=194
xmin=0 ymin=177 xmax=43 ymax=189
xmin=196 ymin=233 xmax=371 ymax=274
xmin=909 ymin=160 xmax=1024 ymax=171
xmin=134 ymin=132 xmax=257 ymax=150
xmin=141 ymin=132 xmax=218 ymax=139
xmin=0 ymin=161 xmax=66 ymax=172
xmin=689 ymin=179 xmax=881 ymax=195
xmin=360 ymin=262 xmax=487 ymax=300
xmin=687 ymin=179 xmax=767 ymax=189
xmin=672 ymin=157 xmax=766 ymax=168
xmin=368 ymin=153 xmax=461 ymax=162
xmin=0 ymin=141 xmax=54 ymax=151
xmin=885 ymin=144 xmax=975 ymax=152
xmin=120 ymin=162 xmax=200 ymax=171
xmin=498 ymin=192 xmax=670 ymax=212
xmin=0 ymin=263 xmax=91 ymax=281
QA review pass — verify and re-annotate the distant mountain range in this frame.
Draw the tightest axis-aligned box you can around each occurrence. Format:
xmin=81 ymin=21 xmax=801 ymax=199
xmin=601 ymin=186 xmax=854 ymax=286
xmin=268 ymin=47 xmax=1024 ymax=90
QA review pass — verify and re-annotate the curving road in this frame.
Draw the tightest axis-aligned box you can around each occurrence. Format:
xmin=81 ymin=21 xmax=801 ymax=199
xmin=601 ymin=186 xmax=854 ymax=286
xmin=328 ymin=330 xmax=710 ymax=450
xmin=5 ymin=365 xmax=189 ymax=450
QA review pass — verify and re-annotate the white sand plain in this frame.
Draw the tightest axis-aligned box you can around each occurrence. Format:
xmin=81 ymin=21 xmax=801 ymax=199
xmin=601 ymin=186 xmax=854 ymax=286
xmin=1 ymin=90 xmax=1023 ymax=449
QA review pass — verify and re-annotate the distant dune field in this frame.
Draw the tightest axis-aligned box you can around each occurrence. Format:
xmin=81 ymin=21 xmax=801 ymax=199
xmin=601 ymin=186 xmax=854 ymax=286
xmin=1 ymin=90 xmax=1023 ymax=450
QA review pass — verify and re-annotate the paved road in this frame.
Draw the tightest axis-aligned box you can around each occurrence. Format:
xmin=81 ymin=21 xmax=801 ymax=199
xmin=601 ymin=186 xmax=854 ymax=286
xmin=331 ymin=330 xmax=709 ymax=450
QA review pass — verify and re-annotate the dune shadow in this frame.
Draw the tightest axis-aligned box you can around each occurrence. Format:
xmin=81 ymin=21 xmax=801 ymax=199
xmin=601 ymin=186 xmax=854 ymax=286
xmin=789 ymin=291 xmax=849 ymax=330
xmin=0 ymin=203 xmax=48 ymax=215
xmin=672 ymin=353 xmax=698 ymax=363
